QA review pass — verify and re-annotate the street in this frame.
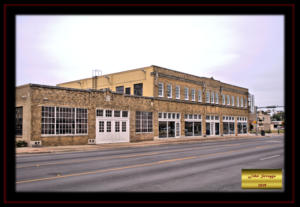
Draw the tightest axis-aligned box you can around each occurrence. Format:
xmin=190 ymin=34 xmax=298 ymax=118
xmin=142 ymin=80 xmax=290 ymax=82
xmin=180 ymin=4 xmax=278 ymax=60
xmin=16 ymin=136 xmax=284 ymax=192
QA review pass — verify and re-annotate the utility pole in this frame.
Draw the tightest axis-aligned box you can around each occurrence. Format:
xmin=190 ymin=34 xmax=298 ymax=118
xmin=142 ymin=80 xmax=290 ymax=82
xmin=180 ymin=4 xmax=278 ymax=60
xmin=255 ymin=106 xmax=258 ymax=135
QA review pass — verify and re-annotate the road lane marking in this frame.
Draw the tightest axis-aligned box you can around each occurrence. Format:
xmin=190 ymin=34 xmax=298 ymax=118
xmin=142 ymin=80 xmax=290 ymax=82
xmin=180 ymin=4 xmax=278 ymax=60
xmin=16 ymin=144 xmax=279 ymax=184
xmin=16 ymin=143 xmax=241 ymax=169
xmin=260 ymin=155 xmax=281 ymax=161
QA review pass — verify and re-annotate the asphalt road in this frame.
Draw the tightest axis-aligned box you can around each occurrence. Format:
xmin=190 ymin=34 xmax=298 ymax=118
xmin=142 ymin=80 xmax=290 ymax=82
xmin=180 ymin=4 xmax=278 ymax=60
xmin=16 ymin=136 xmax=284 ymax=192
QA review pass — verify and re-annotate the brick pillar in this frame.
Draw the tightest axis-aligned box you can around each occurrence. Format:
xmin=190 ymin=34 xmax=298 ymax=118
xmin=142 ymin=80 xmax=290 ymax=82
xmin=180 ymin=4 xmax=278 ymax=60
xmin=203 ymin=115 xmax=206 ymax=137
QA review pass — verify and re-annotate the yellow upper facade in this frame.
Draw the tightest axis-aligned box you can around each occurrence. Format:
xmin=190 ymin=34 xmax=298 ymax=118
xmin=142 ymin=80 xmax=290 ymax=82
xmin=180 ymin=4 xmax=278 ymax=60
xmin=57 ymin=66 xmax=155 ymax=97
xmin=57 ymin=65 xmax=249 ymax=108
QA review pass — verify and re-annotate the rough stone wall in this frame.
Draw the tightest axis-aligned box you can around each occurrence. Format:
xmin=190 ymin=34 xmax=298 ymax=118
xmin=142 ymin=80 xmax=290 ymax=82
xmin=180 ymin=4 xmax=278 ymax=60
xmin=15 ymin=84 xmax=32 ymax=144
xmin=30 ymin=86 xmax=92 ymax=146
xmin=17 ymin=84 xmax=250 ymax=146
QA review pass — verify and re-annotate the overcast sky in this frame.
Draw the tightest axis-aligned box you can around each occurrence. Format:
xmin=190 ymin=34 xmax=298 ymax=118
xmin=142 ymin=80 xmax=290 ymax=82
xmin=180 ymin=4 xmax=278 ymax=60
xmin=16 ymin=15 xmax=284 ymax=107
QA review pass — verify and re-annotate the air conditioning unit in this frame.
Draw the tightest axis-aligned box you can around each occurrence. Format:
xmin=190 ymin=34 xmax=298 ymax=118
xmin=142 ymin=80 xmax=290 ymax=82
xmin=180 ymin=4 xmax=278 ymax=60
xmin=30 ymin=140 xmax=42 ymax=147
xmin=88 ymin=139 xmax=96 ymax=145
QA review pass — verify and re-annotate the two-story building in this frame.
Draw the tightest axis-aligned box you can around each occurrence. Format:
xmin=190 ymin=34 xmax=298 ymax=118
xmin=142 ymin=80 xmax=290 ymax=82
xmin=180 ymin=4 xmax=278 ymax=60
xmin=16 ymin=65 xmax=251 ymax=146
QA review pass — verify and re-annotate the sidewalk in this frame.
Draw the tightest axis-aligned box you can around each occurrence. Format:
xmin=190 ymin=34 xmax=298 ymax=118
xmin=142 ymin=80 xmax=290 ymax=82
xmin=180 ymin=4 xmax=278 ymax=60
xmin=16 ymin=133 xmax=283 ymax=155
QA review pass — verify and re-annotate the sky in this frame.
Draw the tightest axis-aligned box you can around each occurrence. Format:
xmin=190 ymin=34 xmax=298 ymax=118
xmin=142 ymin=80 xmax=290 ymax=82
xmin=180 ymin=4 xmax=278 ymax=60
xmin=16 ymin=15 xmax=284 ymax=108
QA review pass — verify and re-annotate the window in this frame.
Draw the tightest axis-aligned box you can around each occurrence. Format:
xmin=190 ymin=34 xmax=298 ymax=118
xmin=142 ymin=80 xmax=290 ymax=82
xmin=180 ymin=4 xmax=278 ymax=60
xmin=96 ymin=109 xmax=103 ymax=117
xmin=41 ymin=106 xmax=55 ymax=135
xmin=116 ymin=86 xmax=124 ymax=94
xmin=222 ymin=94 xmax=225 ymax=105
xmin=158 ymin=112 xmax=162 ymax=118
xmin=136 ymin=111 xmax=153 ymax=132
xmin=99 ymin=121 xmax=104 ymax=132
xmin=42 ymin=106 xmax=88 ymax=135
xmin=76 ymin=108 xmax=88 ymax=134
xmin=206 ymin=91 xmax=210 ymax=103
xmin=198 ymin=89 xmax=202 ymax=102
xmin=206 ymin=115 xmax=210 ymax=120
xmin=56 ymin=107 xmax=75 ymax=135
xmin=211 ymin=91 xmax=214 ymax=103
xmin=237 ymin=96 xmax=239 ymax=107
xmin=231 ymin=96 xmax=235 ymax=106
xmin=245 ymin=98 xmax=247 ymax=108
xmin=115 ymin=121 xmax=120 ymax=132
xmin=134 ymin=83 xmax=143 ymax=96
xmin=16 ymin=107 xmax=23 ymax=136
xmin=215 ymin=92 xmax=219 ymax=104
xmin=191 ymin=89 xmax=195 ymax=101
xmin=176 ymin=123 xmax=180 ymax=136
xmin=158 ymin=83 xmax=164 ymax=97
xmin=106 ymin=110 xmax=112 ymax=117
xmin=125 ymin=87 xmax=131 ymax=95
xmin=107 ymin=121 xmax=111 ymax=132
xmin=227 ymin=95 xmax=230 ymax=105
xmin=167 ymin=84 xmax=172 ymax=98
xmin=175 ymin=86 xmax=180 ymax=99
xmin=241 ymin=97 xmax=244 ymax=107
xmin=122 ymin=111 xmax=128 ymax=117
xmin=114 ymin=110 xmax=121 ymax=117
xmin=122 ymin=122 xmax=126 ymax=132
xmin=177 ymin=113 xmax=180 ymax=119
xmin=184 ymin=87 xmax=189 ymax=100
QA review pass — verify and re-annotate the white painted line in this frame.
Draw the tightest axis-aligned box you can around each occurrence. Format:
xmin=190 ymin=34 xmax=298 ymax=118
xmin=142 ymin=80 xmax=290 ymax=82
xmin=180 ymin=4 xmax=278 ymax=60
xmin=260 ymin=155 xmax=281 ymax=161
xmin=265 ymin=141 xmax=281 ymax=143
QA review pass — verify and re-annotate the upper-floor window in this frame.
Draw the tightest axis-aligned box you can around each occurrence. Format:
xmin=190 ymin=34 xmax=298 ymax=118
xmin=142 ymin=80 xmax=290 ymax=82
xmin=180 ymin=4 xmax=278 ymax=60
xmin=116 ymin=86 xmax=124 ymax=94
xmin=211 ymin=91 xmax=214 ymax=103
xmin=198 ymin=89 xmax=202 ymax=102
xmin=158 ymin=82 xmax=164 ymax=97
xmin=134 ymin=83 xmax=143 ymax=96
xmin=206 ymin=91 xmax=210 ymax=103
xmin=191 ymin=89 xmax=195 ymax=101
xmin=175 ymin=85 xmax=180 ymax=99
xmin=237 ymin=96 xmax=240 ymax=107
xmin=231 ymin=96 xmax=235 ymax=106
xmin=215 ymin=92 xmax=219 ymax=104
xmin=244 ymin=97 xmax=247 ymax=108
xmin=241 ymin=97 xmax=244 ymax=107
xmin=184 ymin=87 xmax=189 ymax=100
xmin=227 ymin=95 xmax=230 ymax=105
xmin=167 ymin=84 xmax=172 ymax=98
xmin=125 ymin=87 xmax=131 ymax=95
xmin=222 ymin=94 xmax=225 ymax=105
xmin=16 ymin=107 xmax=23 ymax=136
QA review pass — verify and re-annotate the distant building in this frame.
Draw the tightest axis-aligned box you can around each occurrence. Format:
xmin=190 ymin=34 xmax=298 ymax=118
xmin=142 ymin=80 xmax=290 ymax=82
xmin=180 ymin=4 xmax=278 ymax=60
xmin=257 ymin=111 xmax=271 ymax=131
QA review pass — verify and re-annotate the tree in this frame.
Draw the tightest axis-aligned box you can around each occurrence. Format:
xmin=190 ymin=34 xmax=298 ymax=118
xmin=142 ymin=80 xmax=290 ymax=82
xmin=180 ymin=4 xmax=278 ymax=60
xmin=271 ymin=111 xmax=284 ymax=121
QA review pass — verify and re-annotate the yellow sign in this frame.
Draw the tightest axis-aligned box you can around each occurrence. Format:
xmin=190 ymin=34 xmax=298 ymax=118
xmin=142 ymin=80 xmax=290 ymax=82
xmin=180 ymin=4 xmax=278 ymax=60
xmin=241 ymin=169 xmax=282 ymax=189
xmin=252 ymin=121 xmax=257 ymax=124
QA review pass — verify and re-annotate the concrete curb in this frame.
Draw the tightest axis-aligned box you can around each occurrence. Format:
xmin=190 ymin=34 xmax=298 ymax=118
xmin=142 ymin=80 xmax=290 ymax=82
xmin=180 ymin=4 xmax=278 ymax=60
xmin=16 ymin=134 xmax=284 ymax=155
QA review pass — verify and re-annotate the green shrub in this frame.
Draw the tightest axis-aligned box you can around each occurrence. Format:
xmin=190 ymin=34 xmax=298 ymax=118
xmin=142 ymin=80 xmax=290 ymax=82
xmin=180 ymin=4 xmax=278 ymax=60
xmin=16 ymin=140 xmax=28 ymax=147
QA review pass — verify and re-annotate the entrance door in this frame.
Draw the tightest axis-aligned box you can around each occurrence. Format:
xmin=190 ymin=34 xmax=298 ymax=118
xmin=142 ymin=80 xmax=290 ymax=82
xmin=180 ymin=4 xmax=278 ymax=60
xmin=168 ymin=121 xmax=175 ymax=137
xmin=215 ymin=123 xmax=219 ymax=135
xmin=96 ymin=110 xmax=130 ymax=144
